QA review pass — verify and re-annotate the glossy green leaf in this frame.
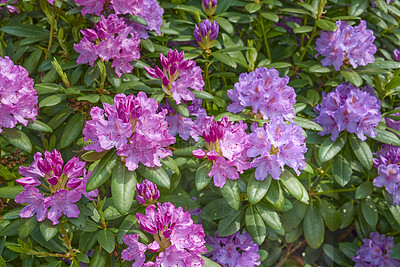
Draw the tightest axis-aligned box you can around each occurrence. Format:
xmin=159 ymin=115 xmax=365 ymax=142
xmin=356 ymin=181 xmax=374 ymax=199
xmin=247 ymin=174 xmax=272 ymax=204
xmin=26 ymin=120 xmax=53 ymax=133
xmin=0 ymin=186 xmax=23 ymax=199
xmin=138 ymin=165 xmax=170 ymax=189
xmin=293 ymin=117 xmax=323 ymax=131
xmin=201 ymin=198 xmax=234 ymax=220
xmin=218 ymin=208 xmax=244 ymax=237
xmin=220 ymin=179 xmax=241 ymax=210
xmin=86 ymin=150 xmax=119 ymax=192
xmin=111 ymin=161 xmax=137 ymax=215
xmin=316 ymin=19 xmax=337 ymax=31
xmin=60 ymin=112 xmax=84 ymax=148
xmin=319 ymin=133 xmax=347 ymax=162
xmin=39 ymin=94 xmax=67 ymax=107
xmin=245 ymin=206 xmax=266 ymax=245
xmin=40 ymin=220 xmax=58 ymax=242
xmin=98 ymin=229 xmax=115 ymax=253
xmin=341 ymin=67 xmax=363 ymax=87
xmin=280 ymin=170 xmax=309 ymax=204
xmin=255 ymin=203 xmax=282 ymax=230
xmin=349 ymin=134 xmax=373 ymax=169
xmin=369 ymin=128 xmax=400 ymax=146
xmin=332 ymin=155 xmax=352 ymax=187
xmin=361 ymin=197 xmax=378 ymax=228
xmin=195 ymin=161 xmax=212 ymax=191
xmin=2 ymin=128 xmax=32 ymax=153
xmin=303 ymin=205 xmax=325 ymax=249
xmin=265 ymin=179 xmax=285 ymax=210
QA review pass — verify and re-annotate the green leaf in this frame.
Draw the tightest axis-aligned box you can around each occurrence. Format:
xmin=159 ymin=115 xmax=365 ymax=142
xmin=34 ymin=83 xmax=64 ymax=94
xmin=293 ymin=117 xmax=323 ymax=131
xmin=1 ymin=24 xmax=49 ymax=37
xmin=303 ymin=205 xmax=325 ymax=249
xmin=201 ymin=198 xmax=234 ymax=220
xmin=40 ymin=220 xmax=58 ymax=242
xmin=98 ymin=229 xmax=115 ymax=253
xmin=19 ymin=217 xmax=38 ymax=239
xmin=323 ymin=244 xmax=348 ymax=265
xmin=341 ymin=67 xmax=363 ymax=87
xmin=195 ymin=161 xmax=212 ymax=191
xmin=160 ymin=156 xmax=179 ymax=175
xmin=374 ymin=0 xmax=388 ymax=13
xmin=280 ymin=170 xmax=309 ymax=204
xmin=349 ymin=134 xmax=373 ymax=170
xmin=48 ymin=108 xmax=73 ymax=130
xmin=318 ymin=134 xmax=347 ymax=162
xmin=356 ymin=181 xmax=374 ymax=199
xmin=245 ymin=206 xmax=266 ymax=245
xmin=332 ymin=155 xmax=352 ymax=187
xmin=111 ymin=161 xmax=137 ymax=215
xmin=316 ymin=19 xmax=337 ymax=31
xmin=339 ymin=202 xmax=355 ymax=229
xmin=293 ymin=26 xmax=314 ymax=34
xmin=193 ymin=91 xmax=214 ymax=100
xmin=39 ymin=94 xmax=67 ymax=107
xmin=389 ymin=204 xmax=400 ymax=225
xmin=261 ymin=11 xmax=279 ymax=22
xmin=201 ymin=256 xmax=220 ymax=267
xmin=212 ymin=52 xmax=237 ymax=68
xmin=218 ymin=208 xmax=244 ymax=236
xmin=265 ymin=179 xmax=285 ymax=210
xmin=245 ymin=3 xmax=262 ymax=13
xmin=255 ymin=203 xmax=282 ymax=230
xmin=86 ymin=150 xmax=119 ymax=192
xmin=60 ymin=113 xmax=84 ymax=149
xmin=81 ymin=150 xmax=108 ymax=163
xmin=349 ymin=0 xmax=369 ymax=16
xmin=247 ymin=174 xmax=272 ymax=204
xmin=361 ymin=197 xmax=378 ymax=228
xmin=138 ymin=166 xmax=170 ymax=189
xmin=26 ymin=120 xmax=53 ymax=133
xmin=318 ymin=199 xmax=341 ymax=232
xmin=369 ymin=128 xmax=400 ymax=146
xmin=77 ymin=94 xmax=100 ymax=103
xmin=220 ymin=179 xmax=241 ymax=210
xmin=0 ymin=186 xmax=23 ymax=199
xmin=390 ymin=243 xmax=400 ymax=260
xmin=167 ymin=98 xmax=189 ymax=118
xmin=1 ymin=128 xmax=32 ymax=153
xmin=214 ymin=16 xmax=234 ymax=34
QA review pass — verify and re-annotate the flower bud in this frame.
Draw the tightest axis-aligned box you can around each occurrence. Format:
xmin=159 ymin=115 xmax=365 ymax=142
xmin=194 ymin=20 xmax=219 ymax=53
xmin=202 ymin=0 xmax=217 ymax=17
xmin=136 ymin=179 xmax=160 ymax=206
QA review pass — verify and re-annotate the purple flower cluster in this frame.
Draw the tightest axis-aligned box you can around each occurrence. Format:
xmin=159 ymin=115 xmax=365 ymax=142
xmin=0 ymin=56 xmax=38 ymax=133
xmin=194 ymin=19 xmax=219 ymax=52
xmin=74 ymin=14 xmax=141 ymax=77
xmin=227 ymin=67 xmax=296 ymax=121
xmin=353 ymin=232 xmax=399 ymax=266
xmin=373 ymin=145 xmax=400 ymax=205
xmin=83 ymin=92 xmax=175 ymax=171
xmin=121 ymin=202 xmax=206 ymax=266
xmin=145 ymin=49 xmax=205 ymax=104
xmin=136 ymin=179 xmax=160 ymax=206
xmin=15 ymin=149 xmax=98 ymax=225
xmin=315 ymin=20 xmax=376 ymax=71
xmin=314 ymin=82 xmax=382 ymax=141
xmin=385 ymin=108 xmax=400 ymax=133
xmin=248 ymin=118 xmax=307 ymax=181
xmin=0 ymin=0 xmax=18 ymax=13
xmin=73 ymin=0 xmax=163 ymax=38
xmin=202 ymin=0 xmax=217 ymax=16
xmin=206 ymin=231 xmax=261 ymax=267
xmin=192 ymin=116 xmax=250 ymax=188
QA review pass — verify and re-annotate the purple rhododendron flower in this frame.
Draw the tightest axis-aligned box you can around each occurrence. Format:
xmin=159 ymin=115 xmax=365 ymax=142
xmin=145 ymin=49 xmax=205 ymax=104
xmin=315 ymin=20 xmax=376 ymax=71
xmin=247 ymin=117 xmax=307 ymax=181
xmin=83 ymin=92 xmax=175 ymax=171
xmin=0 ymin=0 xmax=18 ymax=13
xmin=44 ymin=189 xmax=81 ymax=225
xmin=194 ymin=19 xmax=219 ymax=52
xmin=121 ymin=202 xmax=206 ymax=266
xmin=205 ymin=231 xmax=261 ymax=267
xmin=394 ymin=49 xmax=400 ymax=62
xmin=15 ymin=186 xmax=47 ymax=222
xmin=0 ymin=56 xmax=38 ymax=133
xmin=74 ymin=0 xmax=105 ymax=16
xmin=227 ymin=67 xmax=296 ymax=121
xmin=136 ymin=179 xmax=160 ymax=205
xmin=353 ymin=232 xmax=399 ymax=266
xmin=314 ymin=82 xmax=382 ymax=141
xmin=74 ymin=14 xmax=140 ymax=77
xmin=373 ymin=145 xmax=400 ymax=205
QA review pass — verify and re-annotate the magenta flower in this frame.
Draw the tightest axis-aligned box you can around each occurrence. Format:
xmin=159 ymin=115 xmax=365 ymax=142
xmin=227 ymin=67 xmax=296 ymax=121
xmin=121 ymin=202 xmax=206 ymax=266
xmin=136 ymin=179 xmax=160 ymax=205
xmin=74 ymin=14 xmax=140 ymax=77
xmin=0 ymin=56 xmax=38 ymax=133
xmin=394 ymin=49 xmax=400 ymax=62
xmin=194 ymin=19 xmax=219 ymax=52
xmin=121 ymin=234 xmax=147 ymax=267
xmin=15 ymin=187 xmax=47 ymax=222
xmin=314 ymin=83 xmax=382 ymax=141
xmin=247 ymin=117 xmax=307 ymax=181
xmin=315 ymin=20 xmax=376 ymax=71
xmin=44 ymin=189 xmax=81 ymax=225
xmin=206 ymin=231 xmax=261 ymax=267
xmin=202 ymin=0 xmax=217 ymax=16
xmin=0 ymin=0 xmax=18 ymax=13
xmin=83 ymin=92 xmax=175 ymax=171
xmin=145 ymin=49 xmax=205 ymax=104
xmin=353 ymin=232 xmax=399 ymax=266
xmin=74 ymin=0 xmax=105 ymax=16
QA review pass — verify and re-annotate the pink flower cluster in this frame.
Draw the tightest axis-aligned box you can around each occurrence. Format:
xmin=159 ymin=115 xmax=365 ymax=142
xmin=314 ymin=83 xmax=382 ymax=141
xmin=121 ymin=202 xmax=206 ymax=266
xmin=83 ymin=92 xmax=175 ymax=171
xmin=227 ymin=67 xmax=296 ymax=121
xmin=206 ymin=231 xmax=261 ymax=267
xmin=74 ymin=0 xmax=163 ymax=38
xmin=0 ymin=0 xmax=18 ymax=13
xmin=248 ymin=118 xmax=307 ymax=181
xmin=192 ymin=116 xmax=250 ymax=188
xmin=145 ymin=49 xmax=205 ymax=104
xmin=74 ymin=14 xmax=141 ymax=77
xmin=15 ymin=149 xmax=98 ymax=225
xmin=0 ymin=56 xmax=38 ymax=133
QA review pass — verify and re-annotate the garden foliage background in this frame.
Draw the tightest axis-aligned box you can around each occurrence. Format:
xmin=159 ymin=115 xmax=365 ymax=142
xmin=1 ymin=0 xmax=400 ymax=266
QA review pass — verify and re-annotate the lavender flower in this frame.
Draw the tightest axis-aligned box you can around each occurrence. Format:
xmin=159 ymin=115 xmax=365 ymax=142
xmin=0 ymin=56 xmax=38 ymax=133
xmin=191 ymin=116 xmax=251 ymax=188
xmin=74 ymin=14 xmax=141 ymax=77
xmin=353 ymin=232 xmax=399 ymax=266
xmin=373 ymin=145 xmax=400 ymax=205
xmin=83 ymin=92 xmax=175 ymax=171
xmin=194 ymin=19 xmax=219 ymax=52
xmin=0 ymin=0 xmax=18 ymax=13
xmin=394 ymin=49 xmax=400 ymax=62
xmin=315 ymin=20 xmax=376 ymax=71
xmin=247 ymin=118 xmax=307 ymax=181
xmin=136 ymin=179 xmax=160 ymax=206
xmin=74 ymin=0 xmax=105 ymax=16
xmin=206 ymin=231 xmax=261 ymax=267
xmin=202 ymin=0 xmax=217 ymax=17
xmin=121 ymin=202 xmax=206 ymax=265
xmin=227 ymin=67 xmax=296 ymax=121
xmin=15 ymin=149 xmax=97 ymax=224
xmin=145 ymin=49 xmax=205 ymax=104
xmin=314 ymin=82 xmax=382 ymax=141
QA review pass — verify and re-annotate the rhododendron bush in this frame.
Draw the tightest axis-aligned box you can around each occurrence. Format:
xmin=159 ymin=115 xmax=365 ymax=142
xmin=2 ymin=0 xmax=400 ymax=266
